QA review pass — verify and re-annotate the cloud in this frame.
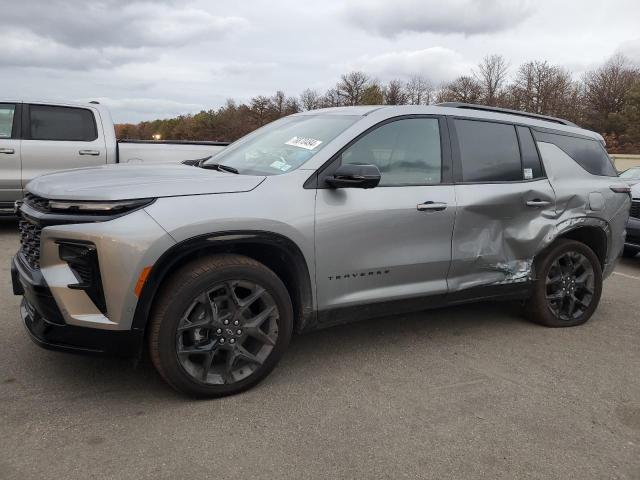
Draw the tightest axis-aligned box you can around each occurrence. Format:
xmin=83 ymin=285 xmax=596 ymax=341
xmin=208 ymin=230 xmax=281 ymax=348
xmin=345 ymin=0 xmax=533 ymax=37
xmin=349 ymin=47 xmax=473 ymax=84
xmin=90 ymin=97 xmax=206 ymax=123
xmin=0 ymin=29 xmax=149 ymax=70
xmin=3 ymin=0 xmax=248 ymax=49
xmin=618 ymin=38 xmax=640 ymax=65
xmin=0 ymin=0 xmax=248 ymax=71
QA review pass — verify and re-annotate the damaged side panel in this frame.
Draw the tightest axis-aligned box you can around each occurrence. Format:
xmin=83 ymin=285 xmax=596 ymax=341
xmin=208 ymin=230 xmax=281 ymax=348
xmin=447 ymin=139 xmax=629 ymax=293
xmin=447 ymin=179 xmax=557 ymax=292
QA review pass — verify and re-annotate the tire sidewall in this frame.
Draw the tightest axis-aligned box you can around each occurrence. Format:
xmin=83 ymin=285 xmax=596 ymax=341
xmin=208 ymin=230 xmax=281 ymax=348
xmin=153 ymin=261 xmax=293 ymax=398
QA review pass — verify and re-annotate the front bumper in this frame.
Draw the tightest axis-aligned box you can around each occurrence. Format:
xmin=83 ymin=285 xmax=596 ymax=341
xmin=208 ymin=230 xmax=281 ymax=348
xmin=12 ymin=255 xmax=143 ymax=356
xmin=625 ymin=216 xmax=640 ymax=249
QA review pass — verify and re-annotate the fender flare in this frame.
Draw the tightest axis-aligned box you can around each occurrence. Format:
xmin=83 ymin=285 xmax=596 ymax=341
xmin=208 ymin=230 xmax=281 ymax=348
xmin=131 ymin=230 xmax=315 ymax=333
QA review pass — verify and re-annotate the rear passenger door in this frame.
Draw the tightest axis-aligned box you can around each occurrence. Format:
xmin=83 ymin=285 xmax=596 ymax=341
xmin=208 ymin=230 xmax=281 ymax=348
xmin=0 ymin=103 xmax=22 ymax=207
xmin=20 ymin=104 xmax=107 ymax=186
xmin=447 ymin=118 xmax=557 ymax=293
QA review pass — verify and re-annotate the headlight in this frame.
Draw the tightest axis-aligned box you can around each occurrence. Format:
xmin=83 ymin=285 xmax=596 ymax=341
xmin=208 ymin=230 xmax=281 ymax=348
xmin=47 ymin=198 xmax=154 ymax=214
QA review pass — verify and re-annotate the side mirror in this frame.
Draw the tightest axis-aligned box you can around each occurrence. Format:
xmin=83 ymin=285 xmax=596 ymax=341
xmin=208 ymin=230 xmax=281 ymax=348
xmin=325 ymin=164 xmax=381 ymax=189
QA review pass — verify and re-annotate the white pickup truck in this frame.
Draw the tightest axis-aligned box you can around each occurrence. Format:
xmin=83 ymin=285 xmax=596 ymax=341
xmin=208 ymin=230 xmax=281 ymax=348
xmin=0 ymin=100 xmax=228 ymax=213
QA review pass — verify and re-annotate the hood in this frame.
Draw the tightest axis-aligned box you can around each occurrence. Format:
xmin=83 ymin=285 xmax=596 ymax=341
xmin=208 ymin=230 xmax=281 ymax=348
xmin=632 ymin=183 xmax=640 ymax=198
xmin=26 ymin=164 xmax=266 ymax=201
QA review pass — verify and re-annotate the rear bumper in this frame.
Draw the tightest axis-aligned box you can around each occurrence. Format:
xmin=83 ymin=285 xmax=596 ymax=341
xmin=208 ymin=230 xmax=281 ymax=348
xmin=626 ymin=216 xmax=640 ymax=249
xmin=12 ymin=255 xmax=143 ymax=356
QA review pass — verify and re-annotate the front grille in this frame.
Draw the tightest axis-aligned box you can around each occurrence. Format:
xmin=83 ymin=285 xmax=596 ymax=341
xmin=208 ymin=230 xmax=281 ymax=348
xmin=631 ymin=200 xmax=640 ymax=219
xmin=18 ymin=217 xmax=43 ymax=269
xmin=23 ymin=193 xmax=51 ymax=213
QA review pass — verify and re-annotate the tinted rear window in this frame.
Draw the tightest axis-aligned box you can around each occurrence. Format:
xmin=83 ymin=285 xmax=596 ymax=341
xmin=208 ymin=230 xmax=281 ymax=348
xmin=29 ymin=105 xmax=98 ymax=141
xmin=455 ymin=119 xmax=522 ymax=182
xmin=534 ymin=131 xmax=617 ymax=177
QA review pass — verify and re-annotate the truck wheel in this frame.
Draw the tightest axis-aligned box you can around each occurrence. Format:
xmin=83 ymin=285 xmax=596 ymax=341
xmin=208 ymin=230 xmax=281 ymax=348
xmin=148 ymin=254 xmax=293 ymax=397
xmin=526 ymin=239 xmax=602 ymax=327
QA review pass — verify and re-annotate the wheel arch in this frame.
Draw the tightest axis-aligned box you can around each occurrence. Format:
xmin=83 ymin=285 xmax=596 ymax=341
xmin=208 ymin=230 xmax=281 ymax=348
xmin=556 ymin=224 xmax=608 ymax=268
xmin=533 ymin=221 xmax=609 ymax=276
xmin=131 ymin=231 xmax=315 ymax=335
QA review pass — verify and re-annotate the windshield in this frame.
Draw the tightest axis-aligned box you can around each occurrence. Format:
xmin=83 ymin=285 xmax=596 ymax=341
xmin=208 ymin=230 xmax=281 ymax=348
xmin=205 ymin=115 xmax=359 ymax=175
xmin=620 ymin=168 xmax=640 ymax=180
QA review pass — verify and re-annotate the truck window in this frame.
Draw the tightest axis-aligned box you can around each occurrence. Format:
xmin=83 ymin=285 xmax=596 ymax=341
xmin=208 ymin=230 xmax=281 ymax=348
xmin=533 ymin=130 xmax=617 ymax=177
xmin=455 ymin=119 xmax=521 ymax=182
xmin=28 ymin=105 xmax=98 ymax=142
xmin=0 ymin=104 xmax=15 ymax=139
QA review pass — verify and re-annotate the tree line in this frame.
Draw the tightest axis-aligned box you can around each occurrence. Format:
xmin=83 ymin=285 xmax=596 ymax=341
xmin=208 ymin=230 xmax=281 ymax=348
xmin=115 ymin=54 xmax=640 ymax=153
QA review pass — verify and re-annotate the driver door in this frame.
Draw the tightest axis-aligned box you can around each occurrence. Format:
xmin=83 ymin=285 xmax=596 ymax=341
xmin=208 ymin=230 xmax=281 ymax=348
xmin=313 ymin=116 xmax=456 ymax=323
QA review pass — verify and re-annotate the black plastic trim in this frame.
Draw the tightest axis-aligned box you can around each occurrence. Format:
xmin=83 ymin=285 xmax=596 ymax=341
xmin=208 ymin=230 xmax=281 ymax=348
xmin=437 ymin=102 xmax=578 ymax=127
xmin=315 ymin=282 xmax=532 ymax=330
xmin=131 ymin=230 xmax=315 ymax=334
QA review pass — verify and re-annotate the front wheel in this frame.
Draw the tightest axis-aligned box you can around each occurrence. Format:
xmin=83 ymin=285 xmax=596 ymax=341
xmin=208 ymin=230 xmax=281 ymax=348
xmin=526 ymin=239 xmax=602 ymax=327
xmin=148 ymin=254 xmax=293 ymax=397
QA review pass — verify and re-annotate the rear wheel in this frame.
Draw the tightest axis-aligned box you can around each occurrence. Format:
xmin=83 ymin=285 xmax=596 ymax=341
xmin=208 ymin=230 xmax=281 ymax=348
xmin=526 ymin=239 xmax=602 ymax=327
xmin=148 ymin=254 xmax=293 ymax=397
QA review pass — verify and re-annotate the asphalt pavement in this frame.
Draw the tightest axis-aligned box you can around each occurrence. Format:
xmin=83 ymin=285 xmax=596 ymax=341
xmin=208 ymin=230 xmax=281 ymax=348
xmin=0 ymin=219 xmax=638 ymax=479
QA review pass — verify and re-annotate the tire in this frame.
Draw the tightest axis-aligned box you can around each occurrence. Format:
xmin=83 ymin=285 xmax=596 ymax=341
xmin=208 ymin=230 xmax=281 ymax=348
xmin=622 ymin=246 xmax=639 ymax=258
xmin=148 ymin=254 xmax=293 ymax=398
xmin=526 ymin=239 xmax=602 ymax=327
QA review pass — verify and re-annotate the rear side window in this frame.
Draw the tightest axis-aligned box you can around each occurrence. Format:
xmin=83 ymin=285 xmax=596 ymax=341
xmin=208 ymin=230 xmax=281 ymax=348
xmin=455 ymin=119 xmax=521 ymax=182
xmin=28 ymin=105 xmax=98 ymax=141
xmin=534 ymin=131 xmax=617 ymax=177
xmin=0 ymin=104 xmax=16 ymax=139
xmin=516 ymin=126 xmax=544 ymax=179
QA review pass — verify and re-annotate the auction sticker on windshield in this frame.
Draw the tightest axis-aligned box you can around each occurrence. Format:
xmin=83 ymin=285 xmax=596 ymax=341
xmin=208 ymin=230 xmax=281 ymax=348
xmin=285 ymin=136 xmax=323 ymax=150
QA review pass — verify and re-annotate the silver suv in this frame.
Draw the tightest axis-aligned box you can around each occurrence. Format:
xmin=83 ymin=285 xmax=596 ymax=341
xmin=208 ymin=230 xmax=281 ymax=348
xmin=12 ymin=104 xmax=631 ymax=397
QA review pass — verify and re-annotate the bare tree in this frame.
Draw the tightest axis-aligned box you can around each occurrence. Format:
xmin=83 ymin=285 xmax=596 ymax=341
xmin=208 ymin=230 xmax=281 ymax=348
xmin=437 ymin=76 xmax=482 ymax=104
xmin=337 ymin=71 xmax=370 ymax=105
xmin=475 ymin=54 xmax=509 ymax=106
xmin=384 ymin=79 xmax=408 ymax=105
xmin=510 ymin=61 xmax=574 ymax=117
xmin=406 ymin=75 xmax=432 ymax=105
xmin=321 ymin=88 xmax=342 ymax=108
xmin=300 ymin=88 xmax=321 ymax=110
xmin=583 ymin=54 xmax=640 ymax=132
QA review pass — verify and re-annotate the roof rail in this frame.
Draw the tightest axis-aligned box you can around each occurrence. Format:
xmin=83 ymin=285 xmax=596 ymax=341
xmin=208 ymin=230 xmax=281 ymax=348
xmin=436 ymin=102 xmax=578 ymax=127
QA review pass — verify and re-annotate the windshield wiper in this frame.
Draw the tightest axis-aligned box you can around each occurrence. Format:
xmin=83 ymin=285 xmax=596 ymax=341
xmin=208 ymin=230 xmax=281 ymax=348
xmin=200 ymin=162 xmax=239 ymax=174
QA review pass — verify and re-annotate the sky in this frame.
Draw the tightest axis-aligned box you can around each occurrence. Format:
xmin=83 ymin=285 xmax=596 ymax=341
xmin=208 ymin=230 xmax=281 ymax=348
xmin=2 ymin=0 xmax=639 ymax=123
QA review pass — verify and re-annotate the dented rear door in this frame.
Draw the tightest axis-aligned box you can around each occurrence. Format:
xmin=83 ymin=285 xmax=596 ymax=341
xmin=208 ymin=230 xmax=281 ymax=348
xmin=446 ymin=118 xmax=557 ymax=292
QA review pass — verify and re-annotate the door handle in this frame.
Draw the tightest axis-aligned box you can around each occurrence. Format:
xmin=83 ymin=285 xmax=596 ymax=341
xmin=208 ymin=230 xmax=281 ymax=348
xmin=417 ymin=201 xmax=447 ymax=212
xmin=0 ymin=148 xmax=15 ymax=154
xmin=79 ymin=149 xmax=100 ymax=156
xmin=526 ymin=199 xmax=551 ymax=208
